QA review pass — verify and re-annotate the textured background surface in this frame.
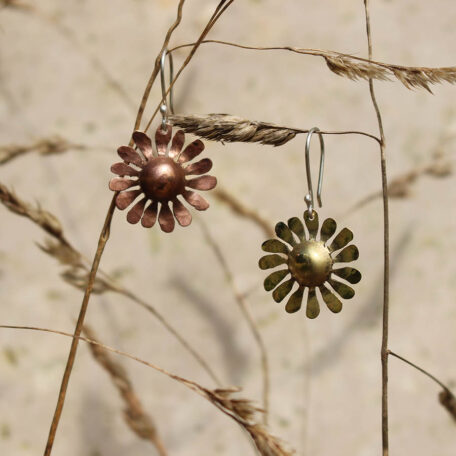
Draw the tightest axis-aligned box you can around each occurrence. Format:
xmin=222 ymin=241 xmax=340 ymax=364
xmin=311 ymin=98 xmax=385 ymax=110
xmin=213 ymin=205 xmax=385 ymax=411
xmin=1 ymin=1 xmax=456 ymax=455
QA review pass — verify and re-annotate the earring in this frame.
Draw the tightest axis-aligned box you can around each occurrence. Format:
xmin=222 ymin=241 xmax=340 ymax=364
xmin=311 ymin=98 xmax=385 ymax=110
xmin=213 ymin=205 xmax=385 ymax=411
xmin=108 ymin=50 xmax=217 ymax=232
xmin=259 ymin=128 xmax=361 ymax=318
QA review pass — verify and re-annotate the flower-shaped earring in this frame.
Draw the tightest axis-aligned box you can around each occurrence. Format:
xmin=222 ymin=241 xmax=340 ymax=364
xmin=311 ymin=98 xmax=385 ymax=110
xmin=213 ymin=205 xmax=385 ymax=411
xmin=109 ymin=50 xmax=217 ymax=233
xmin=259 ymin=128 xmax=361 ymax=318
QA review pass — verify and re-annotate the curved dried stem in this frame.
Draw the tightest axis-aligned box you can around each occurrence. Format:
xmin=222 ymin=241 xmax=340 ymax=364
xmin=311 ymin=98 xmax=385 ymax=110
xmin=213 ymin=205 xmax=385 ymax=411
xmin=363 ymin=1 xmax=390 ymax=455
xmin=1 ymin=324 xmax=293 ymax=456
xmin=199 ymin=221 xmax=270 ymax=425
xmin=170 ymin=39 xmax=456 ymax=92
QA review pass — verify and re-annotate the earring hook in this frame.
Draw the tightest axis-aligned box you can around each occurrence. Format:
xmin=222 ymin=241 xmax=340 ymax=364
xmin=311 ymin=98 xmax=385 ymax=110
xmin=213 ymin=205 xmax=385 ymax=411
xmin=160 ymin=49 xmax=175 ymax=131
xmin=304 ymin=127 xmax=325 ymax=217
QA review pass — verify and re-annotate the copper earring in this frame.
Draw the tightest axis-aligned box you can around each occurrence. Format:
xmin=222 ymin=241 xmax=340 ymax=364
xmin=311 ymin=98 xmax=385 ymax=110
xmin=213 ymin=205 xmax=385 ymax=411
xmin=108 ymin=50 xmax=217 ymax=233
xmin=259 ymin=128 xmax=361 ymax=318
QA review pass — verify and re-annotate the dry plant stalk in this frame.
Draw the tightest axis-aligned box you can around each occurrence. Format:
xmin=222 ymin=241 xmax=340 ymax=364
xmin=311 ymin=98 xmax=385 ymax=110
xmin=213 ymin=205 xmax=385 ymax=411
xmin=0 ymin=181 xmax=221 ymax=385
xmin=82 ymin=326 xmax=168 ymax=456
xmin=169 ymin=113 xmax=380 ymax=145
xmin=172 ymin=40 xmax=456 ymax=93
xmin=199 ymin=221 xmax=270 ymax=425
xmin=0 ymin=137 xmax=85 ymax=165
xmin=214 ymin=186 xmax=274 ymax=237
xmin=2 ymin=325 xmax=293 ymax=456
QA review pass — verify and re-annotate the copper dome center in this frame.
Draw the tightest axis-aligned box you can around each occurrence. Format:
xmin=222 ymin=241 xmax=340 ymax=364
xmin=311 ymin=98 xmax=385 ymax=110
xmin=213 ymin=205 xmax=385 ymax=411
xmin=139 ymin=156 xmax=186 ymax=201
xmin=288 ymin=240 xmax=332 ymax=287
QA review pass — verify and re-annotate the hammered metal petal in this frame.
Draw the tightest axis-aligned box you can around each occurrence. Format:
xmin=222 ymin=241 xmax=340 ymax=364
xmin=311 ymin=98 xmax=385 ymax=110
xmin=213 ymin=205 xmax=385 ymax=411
xmin=111 ymin=162 xmax=139 ymax=177
xmin=261 ymin=239 xmax=289 ymax=254
xmin=319 ymin=284 xmax=343 ymax=313
xmin=169 ymin=130 xmax=185 ymax=159
xmin=126 ymin=197 xmax=147 ymax=224
xmin=304 ymin=210 xmax=319 ymax=239
xmin=285 ymin=286 xmax=304 ymax=313
xmin=117 ymin=146 xmax=145 ymax=167
xmin=141 ymin=201 xmax=158 ymax=228
xmin=109 ymin=177 xmax=138 ymax=191
xmin=329 ymin=227 xmax=354 ymax=253
xmin=333 ymin=244 xmax=359 ymax=263
xmin=306 ymin=288 xmax=320 ymax=319
xmin=259 ymin=254 xmax=287 ymax=270
xmin=132 ymin=131 xmax=154 ymax=159
xmin=155 ymin=124 xmax=172 ymax=156
xmin=332 ymin=267 xmax=362 ymax=284
xmin=264 ymin=269 xmax=289 ymax=292
xmin=183 ymin=190 xmax=210 ymax=211
xmin=288 ymin=217 xmax=305 ymax=240
xmin=186 ymin=175 xmax=217 ymax=191
xmin=185 ymin=158 xmax=213 ymax=176
xmin=272 ymin=278 xmax=295 ymax=303
xmin=172 ymin=198 xmax=192 ymax=227
xmin=320 ymin=218 xmax=337 ymax=244
xmin=275 ymin=222 xmax=296 ymax=247
xmin=328 ymin=278 xmax=355 ymax=299
xmin=178 ymin=140 xmax=204 ymax=163
xmin=158 ymin=202 xmax=175 ymax=233
xmin=115 ymin=189 xmax=142 ymax=210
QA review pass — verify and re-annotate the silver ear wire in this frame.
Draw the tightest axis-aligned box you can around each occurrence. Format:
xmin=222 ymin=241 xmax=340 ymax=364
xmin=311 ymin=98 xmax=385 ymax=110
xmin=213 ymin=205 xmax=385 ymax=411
xmin=304 ymin=127 xmax=325 ymax=217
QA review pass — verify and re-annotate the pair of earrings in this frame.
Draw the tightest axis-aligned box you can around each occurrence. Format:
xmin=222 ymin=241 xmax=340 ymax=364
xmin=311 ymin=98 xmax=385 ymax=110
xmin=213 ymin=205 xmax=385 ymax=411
xmin=259 ymin=128 xmax=361 ymax=318
xmin=109 ymin=50 xmax=361 ymax=318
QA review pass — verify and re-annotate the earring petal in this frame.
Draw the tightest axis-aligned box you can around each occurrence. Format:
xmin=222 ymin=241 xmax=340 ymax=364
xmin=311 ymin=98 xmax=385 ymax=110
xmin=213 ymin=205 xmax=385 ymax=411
xmin=275 ymin=222 xmax=296 ymax=247
xmin=117 ymin=146 xmax=145 ymax=167
xmin=328 ymin=278 xmax=355 ymax=299
xmin=172 ymin=198 xmax=192 ymax=227
xmin=319 ymin=284 xmax=343 ymax=313
xmin=261 ymin=239 xmax=289 ymax=254
xmin=333 ymin=244 xmax=359 ymax=263
xmin=126 ymin=197 xmax=147 ymax=224
xmin=141 ymin=201 xmax=158 ymax=228
xmin=332 ymin=267 xmax=362 ymax=284
xmin=155 ymin=124 xmax=172 ymax=155
xmin=185 ymin=158 xmax=213 ymax=176
xmin=288 ymin=217 xmax=305 ymax=240
xmin=158 ymin=202 xmax=175 ymax=233
xmin=264 ymin=269 xmax=289 ymax=292
xmin=329 ymin=227 xmax=354 ymax=253
xmin=115 ymin=189 xmax=142 ymax=210
xmin=111 ymin=162 xmax=139 ymax=177
xmin=109 ymin=177 xmax=138 ymax=191
xmin=304 ymin=210 xmax=319 ymax=239
xmin=169 ymin=130 xmax=185 ymax=159
xmin=259 ymin=254 xmax=287 ymax=270
xmin=320 ymin=218 xmax=337 ymax=244
xmin=306 ymin=288 xmax=320 ymax=319
xmin=178 ymin=139 xmax=204 ymax=163
xmin=186 ymin=175 xmax=217 ymax=191
xmin=132 ymin=131 xmax=154 ymax=159
xmin=272 ymin=279 xmax=295 ymax=303
xmin=285 ymin=286 xmax=304 ymax=313
xmin=182 ymin=190 xmax=210 ymax=211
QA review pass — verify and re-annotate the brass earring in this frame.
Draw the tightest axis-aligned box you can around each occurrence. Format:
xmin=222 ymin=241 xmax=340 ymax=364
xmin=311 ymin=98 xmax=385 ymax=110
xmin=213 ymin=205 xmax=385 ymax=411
xmin=259 ymin=128 xmax=361 ymax=318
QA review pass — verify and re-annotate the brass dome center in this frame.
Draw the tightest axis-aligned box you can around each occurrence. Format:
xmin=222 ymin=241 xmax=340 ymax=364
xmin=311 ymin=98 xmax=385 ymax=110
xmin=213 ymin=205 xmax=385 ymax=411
xmin=288 ymin=240 xmax=332 ymax=287
xmin=140 ymin=156 xmax=186 ymax=201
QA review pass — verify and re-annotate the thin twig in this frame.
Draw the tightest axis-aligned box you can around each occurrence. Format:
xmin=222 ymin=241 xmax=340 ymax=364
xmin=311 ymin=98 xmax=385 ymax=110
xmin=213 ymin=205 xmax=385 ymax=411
xmin=388 ymin=350 xmax=456 ymax=422
xmin=143 ymin=0 xmax=237 ymax=133
xmin=82 ymin=325 xmax=168 ymax=456
xmin=42 ymin=2 xmax=191 ymax=452
xmin=169 ymin=113 xmax=380 ymax=146
xmin=363 ymin=2 xmax=390 ymax=455
xmin=170 ymin=40 xmax=456 ymax=92
xmin=1 ymin=324 xmax=293 ymax=456
xmin=199 ymin=221 xmax=270 ymax=425
xmin=213 ymin=186 xmax=274 ymax=237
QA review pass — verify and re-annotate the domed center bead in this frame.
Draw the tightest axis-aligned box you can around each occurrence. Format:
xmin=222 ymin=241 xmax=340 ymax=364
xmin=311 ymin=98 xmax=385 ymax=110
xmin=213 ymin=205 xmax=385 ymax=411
xmin=139 ymin=156 xmax=186 ymax=201
xmin=288 ymin=240 xmax=332 ymax=287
